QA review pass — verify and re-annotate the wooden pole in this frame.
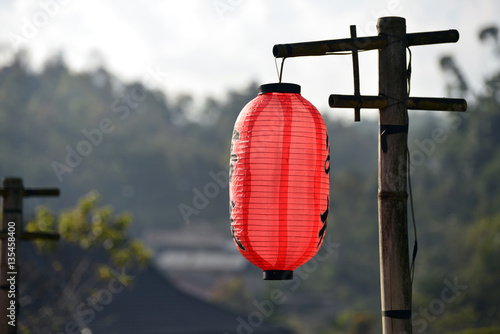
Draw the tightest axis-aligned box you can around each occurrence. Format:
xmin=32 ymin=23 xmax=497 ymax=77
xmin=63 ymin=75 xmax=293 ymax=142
xmin=377 ymin=17 xmax=412 ymax=334
xmin=0 ymin=178 xmax=23 ymax=334
xmin=0 ymin=178 xmax=59 ymax=333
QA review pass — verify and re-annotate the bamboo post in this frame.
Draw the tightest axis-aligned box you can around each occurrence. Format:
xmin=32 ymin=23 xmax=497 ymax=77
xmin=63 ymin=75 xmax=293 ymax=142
xmin=377 ymin=17 xmax=412 ymax=333
xmin=0 ymin=178 xmax=59 ymax=334
xmin=0 ymin=178 xmax=23 ymax=334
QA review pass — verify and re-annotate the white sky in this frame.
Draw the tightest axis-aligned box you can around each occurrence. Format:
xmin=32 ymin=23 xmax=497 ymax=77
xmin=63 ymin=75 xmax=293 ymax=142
xmin=0 ymin=0 xmax=499 ymax=118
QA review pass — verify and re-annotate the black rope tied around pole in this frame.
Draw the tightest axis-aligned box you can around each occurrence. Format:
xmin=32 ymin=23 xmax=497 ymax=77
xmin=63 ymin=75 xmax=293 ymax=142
xmin=380 ymin=124 xmax=409 ymax=153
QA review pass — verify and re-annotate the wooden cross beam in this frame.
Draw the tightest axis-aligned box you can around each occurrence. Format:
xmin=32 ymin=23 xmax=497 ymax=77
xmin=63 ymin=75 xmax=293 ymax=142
xmin=273 ymin=29 xmax=459 ymax=57
xmin=0 ymin=177 xmax=60 ymax=333
xmin=329 ymin=94 xmax=467 ymax=112
xmin=273 ymin=22 xmax=466 ymax=120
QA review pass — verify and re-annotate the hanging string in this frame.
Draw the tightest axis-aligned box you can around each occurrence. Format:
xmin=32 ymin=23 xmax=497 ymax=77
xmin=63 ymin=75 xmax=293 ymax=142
xmin=274 ymin=57 xmax=286 ymax=83
xmin=407 ymin=46 xmax=412 ymax=96
xmin=405 ymin=45 xmax=418 ymax=286
xmin=408 ymin=147 xmax=418 ymax=284
xmin=274 ymin=57 xmax=279 ymax=81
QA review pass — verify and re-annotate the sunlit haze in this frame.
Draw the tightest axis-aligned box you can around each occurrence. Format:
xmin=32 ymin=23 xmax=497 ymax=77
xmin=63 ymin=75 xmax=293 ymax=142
xmin=1 ymin=0 xmax=498 ymax=117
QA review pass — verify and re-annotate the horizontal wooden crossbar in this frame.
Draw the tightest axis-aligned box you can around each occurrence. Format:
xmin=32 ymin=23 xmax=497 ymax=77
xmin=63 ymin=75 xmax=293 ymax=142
xmin=328 ymin=94 xmax=467 ymax=112
xmin=23 ymin=188 xmax=60 ymax=197
xmin=0 ymin=231 xmax=60 ymax=240
xmin=273 ymin=30 xmax=459 ymax=58
xmin=0 ymin=188 xmax=60 ymax=197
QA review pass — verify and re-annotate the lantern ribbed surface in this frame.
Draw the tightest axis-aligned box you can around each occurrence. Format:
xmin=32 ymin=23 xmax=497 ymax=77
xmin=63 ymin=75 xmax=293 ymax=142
xmin=229 ymin=83 xmax=330 ymax=280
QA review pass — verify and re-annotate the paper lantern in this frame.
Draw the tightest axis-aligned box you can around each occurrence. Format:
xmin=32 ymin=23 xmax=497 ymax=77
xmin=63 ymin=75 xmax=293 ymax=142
xmin=229 ymin=83 xmax=330 ymax=280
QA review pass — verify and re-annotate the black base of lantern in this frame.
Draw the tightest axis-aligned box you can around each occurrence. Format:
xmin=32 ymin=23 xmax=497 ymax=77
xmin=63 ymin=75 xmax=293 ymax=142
xmin=263 ymin=270 xmax=293 ymax=280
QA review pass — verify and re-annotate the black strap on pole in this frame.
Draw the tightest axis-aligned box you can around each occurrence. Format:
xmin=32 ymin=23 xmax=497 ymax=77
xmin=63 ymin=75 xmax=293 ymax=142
xmin=380 ymin=124 xmax=409 ymax=153
xmin=383 ymin=310 xmax=412 ymax=319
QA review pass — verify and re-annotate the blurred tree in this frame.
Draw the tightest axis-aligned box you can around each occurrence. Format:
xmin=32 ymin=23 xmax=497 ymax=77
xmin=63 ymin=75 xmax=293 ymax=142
xmin=17 ymin=191 xmax=151 ymax=333
xmin=409 ymin=24 xmax=500 ymax=333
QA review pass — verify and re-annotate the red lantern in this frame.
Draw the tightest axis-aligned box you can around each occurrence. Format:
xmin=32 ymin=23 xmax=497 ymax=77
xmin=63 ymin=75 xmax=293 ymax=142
xmin=229 ymin=83 xmax=330 ymax=280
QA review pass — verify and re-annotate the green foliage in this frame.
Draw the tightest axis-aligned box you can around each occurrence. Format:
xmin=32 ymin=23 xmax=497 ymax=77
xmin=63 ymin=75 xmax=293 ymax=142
xmin=25 ymin=206 xmax=58 ymax=251
xmin=19 ymin=191 xmax=151 ymax=333
xmin=26 ymin=191 xmax=151 ymax=278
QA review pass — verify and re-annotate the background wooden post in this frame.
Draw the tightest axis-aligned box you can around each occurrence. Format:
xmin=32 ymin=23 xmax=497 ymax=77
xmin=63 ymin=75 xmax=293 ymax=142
xmin=377 ymin=17 xmax=412 ymax=334
xmin=0 ymin=178 xmax=23 ymax=334
xmin=0 ymin=178 xmax=59 ymax=334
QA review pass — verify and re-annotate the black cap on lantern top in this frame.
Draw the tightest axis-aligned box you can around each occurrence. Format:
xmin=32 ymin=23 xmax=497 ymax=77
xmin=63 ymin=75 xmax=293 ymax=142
xmin=263 ymin=270 xmax=294 ymax=280
xmin=258 ymin=83 xmax=301 ymax=95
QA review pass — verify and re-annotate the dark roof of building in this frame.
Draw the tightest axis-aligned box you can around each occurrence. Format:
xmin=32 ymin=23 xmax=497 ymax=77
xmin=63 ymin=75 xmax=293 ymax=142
xmin=89 ymin=265 xmax=293 ymax=334
xmin=18 ymin=239 xmax=293 ymax=334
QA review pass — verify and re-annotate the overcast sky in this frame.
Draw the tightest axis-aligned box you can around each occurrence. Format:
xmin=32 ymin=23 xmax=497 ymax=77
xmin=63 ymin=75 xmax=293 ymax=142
xmin=1 ymin=0 xmax=499 ymax=118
